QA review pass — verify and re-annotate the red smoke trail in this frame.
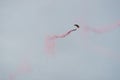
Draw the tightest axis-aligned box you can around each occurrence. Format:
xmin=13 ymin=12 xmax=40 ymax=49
xmin=45 ymin=35 xmax=56 ymax=55
xmin=77 ymin=19 xmax=120 ymax=59
xmin=8 ymin=59 xmax=32 ymax=80
xmin=45 ymin=25 xmax=80 ymax=55
xmin=45 ymin=19 xmax=120 ymax=57
xmin=83 ymin=21 xmax=120 ymax=34
xmin=9 ymin=74 xmax=16 ymax=80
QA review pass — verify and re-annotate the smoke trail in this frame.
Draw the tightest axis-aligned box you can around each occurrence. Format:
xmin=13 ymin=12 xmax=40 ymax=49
xmin=80 ymin=21 xmax=120 ymax=34
xmin=78 ymin=20 xmax=120 ymax=59
xmin=8 ymin=74 xmax=16 ymax=80
xmin=45 ymin=19 xmax=120 ymax=57
xmin=87 ymin=22 xmax=120 ymax=34
xmin=45 ymin=25 xmax=80 ymax=54
xmin=8 ymin=59 xmax=32 ymax=80
xmin=45 ymin=35 xmax=56 ymax=55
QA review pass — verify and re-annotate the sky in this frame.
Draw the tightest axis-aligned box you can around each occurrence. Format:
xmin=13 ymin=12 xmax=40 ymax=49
xmin=0 ymin=0 xmax=120 ymax=80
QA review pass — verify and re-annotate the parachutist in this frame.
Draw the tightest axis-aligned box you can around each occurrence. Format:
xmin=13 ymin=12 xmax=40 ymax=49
xmin=74 ymin=24 xmax=80 ymax=28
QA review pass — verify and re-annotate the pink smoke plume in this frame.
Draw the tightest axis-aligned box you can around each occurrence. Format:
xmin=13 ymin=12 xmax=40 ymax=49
xmin=17 ymin=61 xmax=32 ymax=74
xmin=45 ymin=20 xmax=120 ymax=56
xmin=45 ymin=24 xmax=80 ymax=55
xmin=78 ymin=20 xmax=120 ymax=59
xmin=83 ymin=21 xmax=120 ymax=34
xmin=8 ymin=74 xmax=16 ymax=80
xmin=8 ymin=59 xmax=32 ymax=80
xmin=45 ymin=35 xmax=56 ymax=55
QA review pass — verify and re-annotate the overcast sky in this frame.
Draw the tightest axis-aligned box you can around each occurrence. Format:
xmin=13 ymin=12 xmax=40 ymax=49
xmin=0 ymin=0 xmax=120 ymax=80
